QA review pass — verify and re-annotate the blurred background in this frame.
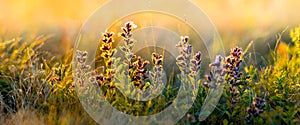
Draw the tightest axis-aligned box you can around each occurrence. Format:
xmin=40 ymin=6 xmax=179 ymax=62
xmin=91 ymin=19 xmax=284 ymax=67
xmin=0 ymin=0 xmax=299 ymax=56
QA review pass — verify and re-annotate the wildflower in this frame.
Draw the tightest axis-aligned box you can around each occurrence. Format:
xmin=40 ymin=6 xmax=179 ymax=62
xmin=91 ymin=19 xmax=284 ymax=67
xmin=76 ymin=50 xmax=88 ymax=64
xmin=120 ymin=21 xmax=137 ymax=39
xmin=74 ymin=50 xmax=91 ymax=86
xmin=119 ymin=21 xmax=138 ymax=75
xmin=102 ymin=31 xmax=114 ymax=43
xmin=75 ymin=50 xmax=106 ymax=87
xmin=245 ymin=97 xmax=266 ymax=124
xmin=100 ymin=31 xmax=116 ymax=67
xmin=190 ymin=51 xmax=202 ymax=77
xmin=224 ymin=47 xmax=244 ymax=85
xmin=95 ymin=73 xmax=105 ymax=85
xmin=152 ymin=53 xmax=163 ymax=66
xmin=223 ymin=47 xmax=250 ymax=104
xmin=119 ymin=21 xmax=137 ymax=56
xmin=150 ymin=53 xmax=164 ymax=85
xmin=176 ymin=36 xmax=193 ymax=75
xmin=118 ymin=21 xmax=151 ymax=89
xmin=204 ymin=55 xmax=225 ymax=89
xmin=131 ymin=57 xmax=150 ymax=89
xmin=99 ymin=31 xmax=117 ymax=88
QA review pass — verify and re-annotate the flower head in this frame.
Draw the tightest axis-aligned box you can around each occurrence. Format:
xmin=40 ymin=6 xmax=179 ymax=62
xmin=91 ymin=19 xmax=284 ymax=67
xmin=190 ymin=51 xmax=202 ymax=77
xmin=246 ymin=97 xmax=266 ymax=124
xmin=204 ymin=55 xmax=225 ymax=89
xmin=152 ymin=53 xmax=163 ymax=66
xmin=224 ymin=47 xmax=247 ymax=85
xmin=176 ymin=36 xmax=193 ymax=75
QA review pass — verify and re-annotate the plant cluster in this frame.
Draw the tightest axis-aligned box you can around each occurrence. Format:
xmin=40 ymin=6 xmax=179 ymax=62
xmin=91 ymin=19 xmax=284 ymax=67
xmin=246 ymin=97 xmax=266 ymax=124
xmin=1 ymin=22 xmax=300 ymax=124
xmin=0 ymin=36 xmax=94 ymax=124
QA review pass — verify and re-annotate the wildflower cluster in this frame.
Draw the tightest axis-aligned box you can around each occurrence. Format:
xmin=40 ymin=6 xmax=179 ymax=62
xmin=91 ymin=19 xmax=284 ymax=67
xmin=118 ymin=22 xmax=150 ymax=89
xmin=176 ymin=36 xmax=192 ymax=75
xmin=74 ymin=31 xmax=118 ymax=88
xmin=224 ymin=47 xmax=248 ymax=85
xmin=204 ymin=55 xmax=225 ymax=88
xmin=99 ymin=31 xmax=118 ymax=88
xmin=3 ymin=22 xmax=300 ymax=124
xmin=190 ymin=51 xmax=202 ymax=78
xmin=176 ymin=36 xmax=202 ymax=77
xmin=74 ymin=50 xmax=90 ymax=86
xmin=224 ymin=47 xmax=250 ymax=104
xmin=246 ymin=97 xmax=266 ymax=124
xmin=74 ymin=50 xmax=102 ymax=87
xmin=119 ymin=21 xmax=137 ymax=59
xmin=126 ymin=57 xmax=150 ymax=89
xmin=100 ymin=31 xmax=116 ymax=67
xmin=149 ymin=53 xmax=164 ymax=84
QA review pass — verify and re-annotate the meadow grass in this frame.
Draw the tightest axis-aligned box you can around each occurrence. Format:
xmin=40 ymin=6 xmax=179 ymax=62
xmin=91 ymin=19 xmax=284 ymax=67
xmin=0 ymin=24 xmax=299 ymax=124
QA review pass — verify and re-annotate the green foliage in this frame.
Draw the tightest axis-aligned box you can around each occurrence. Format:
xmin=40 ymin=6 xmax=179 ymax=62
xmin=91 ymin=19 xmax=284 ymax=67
xmin=0 ymin=35 xmax=96 ymax=124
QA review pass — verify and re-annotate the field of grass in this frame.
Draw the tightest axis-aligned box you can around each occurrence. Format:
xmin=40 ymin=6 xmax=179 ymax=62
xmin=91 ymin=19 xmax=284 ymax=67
xmin=0 ymin=19 xmax=299 ymax=125
xmin=1 ymin=1 xmax=300 ymax=124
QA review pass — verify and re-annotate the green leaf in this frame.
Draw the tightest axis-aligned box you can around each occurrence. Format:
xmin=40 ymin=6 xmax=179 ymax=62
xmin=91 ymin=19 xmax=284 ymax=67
xmin=223 ymin=119 xmax=228 ymax=125
xmin=225 ymin=111 xmax=231 ymax=118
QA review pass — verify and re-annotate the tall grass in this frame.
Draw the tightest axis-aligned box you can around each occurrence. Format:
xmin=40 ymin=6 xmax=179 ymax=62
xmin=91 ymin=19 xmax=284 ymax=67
xmin=0 ymin=25 xmax=299 ymax=124
xmin=0 ymin=35 xmax=96 ymax=124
